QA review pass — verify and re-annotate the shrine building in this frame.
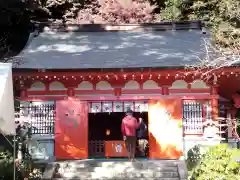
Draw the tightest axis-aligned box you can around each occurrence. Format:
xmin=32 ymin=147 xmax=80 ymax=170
xmin=12 ymin=21 xmax=240 ymax=161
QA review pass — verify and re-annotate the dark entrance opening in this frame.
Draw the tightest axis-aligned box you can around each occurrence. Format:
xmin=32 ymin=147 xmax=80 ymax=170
xmin=88 ymin=112 xmax=149 ymax=158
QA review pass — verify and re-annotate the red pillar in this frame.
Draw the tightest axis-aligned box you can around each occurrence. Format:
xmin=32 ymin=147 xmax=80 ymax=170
xmin=67 ymin=88 xmax=75 ymax=96
xmin=161 ymin=86 xmax=169 ymax=95
xmin=210 ymin=86 xmax=219 ymax=95
xmin=20 ymin=89 xmax=27 ymax=98
xmin=210 ymin=86 xmax=219 ymax=121
xmin=114 ymin=88 xmax=122 ymax=97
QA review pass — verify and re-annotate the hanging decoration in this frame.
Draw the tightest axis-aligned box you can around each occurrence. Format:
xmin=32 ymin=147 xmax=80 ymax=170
xmin=135 ymin=102 xmax=145 ymax=112
xmin=113 ymin=102 xmax=123 ymax=112
xmin=124 ymin=102 xmax=134 ymax=112
xmin=88 ymin=103 xmax=92 ymax=113
xmin=89 ymin=101 xmax=147 ymax=113
xmin=106 ymin=129 xmax=111 ymax=135
xmin=143 ymin=102 xmax=148 ymax=112
xmin=134 ymin=102 xmax=142 ymax=112
xmin=102 ymin=102 xmax=113 ymax=112
xmin=91 ymin=102 xmax=102 ymax=113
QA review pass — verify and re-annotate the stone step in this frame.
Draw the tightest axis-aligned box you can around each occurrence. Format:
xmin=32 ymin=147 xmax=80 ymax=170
xmin=59 ymin=162 xmax=178 ymax=172
xmin=53 ymin=178 xmax=180 ymax=180
xmin=43 ymin=160 xmax=187 ymax=180
xmin=59 ymin=171 xmax=179 ymax=179
xmin=57 ymin=159 xmax=178 ymax=169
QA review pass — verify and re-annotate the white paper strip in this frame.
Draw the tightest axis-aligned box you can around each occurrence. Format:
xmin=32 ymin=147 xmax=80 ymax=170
xmin=88 ymin=101 xmax=148 ymax=113
xmin=113 ymin=102 xmax=123 ymax=112
xmin=124 ymin=102 xmax=134 ymax=112
xmin=134 ymin=101 xmax=145 ymax=112
xmin=88 ymin=103 xmax=92 ymax=113
xmin=102 ymin=102 xmax=112 ymax=112
xmin=91 ymin=102 xmax=102 ymax=113
xmin=143 ymin=102 xmax=148 ymax=112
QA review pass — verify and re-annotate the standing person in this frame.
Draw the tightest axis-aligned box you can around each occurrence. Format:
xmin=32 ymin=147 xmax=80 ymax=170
xmin=121 ymin=108 xmax=140 ymax=161
xmin=136 ymin=117 xmax=148 ymax=157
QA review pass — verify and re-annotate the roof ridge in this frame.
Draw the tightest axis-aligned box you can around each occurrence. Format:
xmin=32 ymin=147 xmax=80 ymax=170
xmin=34 ymin=20 xmax=203 ymax=33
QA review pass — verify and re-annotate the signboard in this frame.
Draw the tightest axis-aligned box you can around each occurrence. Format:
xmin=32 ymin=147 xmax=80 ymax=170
xmin=104 ymin=141 xmax=128 ymax=157
xmin=115 ymin=144 xmax=123 ymax=153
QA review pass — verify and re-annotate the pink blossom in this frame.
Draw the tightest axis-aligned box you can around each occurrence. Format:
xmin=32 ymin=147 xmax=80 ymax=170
xmin=73 ymin=0 xmax=157 ymax=24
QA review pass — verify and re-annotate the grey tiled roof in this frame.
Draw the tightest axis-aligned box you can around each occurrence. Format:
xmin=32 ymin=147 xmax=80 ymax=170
xmin=15 ymin=29 xmax=208 ymax=69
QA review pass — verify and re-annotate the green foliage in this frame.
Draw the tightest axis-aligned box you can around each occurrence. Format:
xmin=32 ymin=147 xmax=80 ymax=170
xmin=0 ymin=151 xmax=13 ymax=171
xmin=186 ymin=145 xmax=202 ymax=171
xmin=190 ymin=144 xmax=240 ymax=180
xmin=160 ymin=0 xmax=185 ymax=20
xmin=0 ymin=150 xmax=43 ymax=180
xmin=160 ymin=0 xmax=240 ymax=50
xmin=0 ymin=128 xmax=42 ymax=180
xmin=187 ymin=0 xmax=240 ymax=49
xmin=0 ymin=151 xmax=16 ymax=180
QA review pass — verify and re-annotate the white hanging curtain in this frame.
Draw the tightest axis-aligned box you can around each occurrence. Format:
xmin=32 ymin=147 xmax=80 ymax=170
xmin=89 ymin=101 xmax=148 ymax=113
xmin=0 ymin=63 xmax=15 ymax=135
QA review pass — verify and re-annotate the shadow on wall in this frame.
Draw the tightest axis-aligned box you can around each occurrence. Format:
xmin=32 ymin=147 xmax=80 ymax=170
xmin=54 ymin=99 xmax=88 ymax=160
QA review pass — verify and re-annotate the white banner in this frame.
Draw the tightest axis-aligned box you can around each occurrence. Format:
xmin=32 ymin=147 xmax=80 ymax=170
xmin=102 ymin=102 xmax=113 ymax=112
xmin=91 ymin=102 xmax=102 ymax=113
xmin=0 ymin=63 xmax=15 ymax=135
xmin=113 ymin=102 xmax=123 ymax=112
xmin=89 ymin=101 xmax=148 ymax=113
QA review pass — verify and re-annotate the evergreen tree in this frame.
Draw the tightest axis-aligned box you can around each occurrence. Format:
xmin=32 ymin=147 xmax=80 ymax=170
xmin=161 ymin=0 xmax=240 ymax=50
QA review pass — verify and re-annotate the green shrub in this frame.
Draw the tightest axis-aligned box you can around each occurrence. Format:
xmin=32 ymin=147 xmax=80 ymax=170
xmin=190 ymin=144 xmax=240 ymax=180
xmin=186 ymin=145 xmax=202 ymax=171
xmin=0 ymin=151 xmax=43 ymax=180
xmin=0 ymin=151 xmax=15 ymax=179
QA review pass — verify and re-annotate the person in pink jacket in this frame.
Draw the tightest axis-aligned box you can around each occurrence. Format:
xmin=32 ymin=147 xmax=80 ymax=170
xmin=121 ymin=108 xmax=140 ymax=161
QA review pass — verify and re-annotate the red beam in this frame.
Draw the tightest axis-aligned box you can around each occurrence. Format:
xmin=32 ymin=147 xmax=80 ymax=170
xmin=12 ymin=67 xmax=240 ymax=78
xmin=19 ymin=94 xmax=219 ymax=101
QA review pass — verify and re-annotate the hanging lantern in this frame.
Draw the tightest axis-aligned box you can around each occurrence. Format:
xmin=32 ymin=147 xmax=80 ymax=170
xmin=106 ymin=129 xmax=110 ymax=135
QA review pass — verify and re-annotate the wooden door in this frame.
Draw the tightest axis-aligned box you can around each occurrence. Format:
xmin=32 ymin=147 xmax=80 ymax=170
xmin=55 ymin=99 xmax=88 ymax=159
xmin=148 ymin=99 xmax=183 ymax=159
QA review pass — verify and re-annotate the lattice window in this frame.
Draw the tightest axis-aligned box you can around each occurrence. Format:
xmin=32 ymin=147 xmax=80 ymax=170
xmin=17 ymin=101 xmax=55 ymax=135
xmin=182 ymin=100 xmax=211 ymax=135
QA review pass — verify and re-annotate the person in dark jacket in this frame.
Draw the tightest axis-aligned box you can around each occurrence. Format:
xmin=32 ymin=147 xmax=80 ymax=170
xmin=136 ymin=118 xmax=148 ymax=157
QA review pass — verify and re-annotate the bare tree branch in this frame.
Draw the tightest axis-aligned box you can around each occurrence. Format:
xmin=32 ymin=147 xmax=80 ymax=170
xmin=186 ymin=38 xmax=240 ymax=77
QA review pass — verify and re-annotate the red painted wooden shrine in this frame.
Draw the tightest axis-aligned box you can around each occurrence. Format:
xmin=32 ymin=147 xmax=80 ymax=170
xmin=12 ymin=22 xmax=240 ymax=160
